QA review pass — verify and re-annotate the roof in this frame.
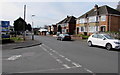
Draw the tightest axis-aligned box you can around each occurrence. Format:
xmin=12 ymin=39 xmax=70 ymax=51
xmin=57 ymin=16 xmax=76 ymax=24
xmin=78 ymin=5 xmax=120 ymax=19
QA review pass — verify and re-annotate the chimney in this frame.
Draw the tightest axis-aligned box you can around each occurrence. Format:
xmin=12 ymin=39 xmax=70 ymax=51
xmin=94 ymin=4 xmax=99 ymax=10
xmin=67 ymin=15 xmax=70 ymax=18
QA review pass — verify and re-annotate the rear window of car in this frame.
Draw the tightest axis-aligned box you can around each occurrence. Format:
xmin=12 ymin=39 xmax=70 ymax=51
xmin=63 ymin=34 xmax=69 ymax=36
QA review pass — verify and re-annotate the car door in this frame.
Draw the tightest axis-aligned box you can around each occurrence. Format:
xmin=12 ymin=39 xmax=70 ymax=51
xmin=91 ymin=34 xmax=98 ymax=45
xmin=96 ymin=34 xmax=106 ymax=47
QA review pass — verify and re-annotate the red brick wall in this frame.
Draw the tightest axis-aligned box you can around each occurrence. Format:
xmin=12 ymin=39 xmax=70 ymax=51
xmin=69 ymin=23 xmax=76 ymax=35
xmin=107 ymin=15 xmax=120 ymax=32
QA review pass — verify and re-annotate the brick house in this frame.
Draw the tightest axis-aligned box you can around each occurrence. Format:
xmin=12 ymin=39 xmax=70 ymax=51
xmin=57 ymin=16 xmax=76 ymax=35
xmin=47 ymin=25 xmax=57 ymax=35
xmin=76 ymin=5 xmax=120 ymax=35
xmin=51 ymin=25 xmax=57 ymax=34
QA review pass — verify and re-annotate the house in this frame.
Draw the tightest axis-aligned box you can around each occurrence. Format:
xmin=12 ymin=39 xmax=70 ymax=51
xmin=38 ymin=28 xmax=48 ymax=35
xmin=51 ymin=25 xmax=57 ymax=35
xmin=57 ymin=16 xmax=76 ymax=35
xmin=76 ymin=5 xmax=120 ymax=35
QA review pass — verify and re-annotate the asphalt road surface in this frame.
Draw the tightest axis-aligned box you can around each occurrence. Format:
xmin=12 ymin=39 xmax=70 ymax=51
xmin=2 ymin=35 xmax=119 ymax=74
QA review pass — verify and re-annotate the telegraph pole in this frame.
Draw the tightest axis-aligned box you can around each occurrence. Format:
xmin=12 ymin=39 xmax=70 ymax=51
xmin=32 ymin=15 xmax=35 ymax=40
xmin=23 ymin=5 xmax=26 ymax=40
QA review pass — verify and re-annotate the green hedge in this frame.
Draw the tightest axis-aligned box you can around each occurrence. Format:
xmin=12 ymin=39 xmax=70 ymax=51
xmin=76 ymin=34 xmax=89 ymax=39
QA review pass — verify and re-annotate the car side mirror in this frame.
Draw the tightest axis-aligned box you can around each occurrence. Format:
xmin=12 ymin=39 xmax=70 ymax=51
xmin=103 ymin=38 xmax=106 ymax=40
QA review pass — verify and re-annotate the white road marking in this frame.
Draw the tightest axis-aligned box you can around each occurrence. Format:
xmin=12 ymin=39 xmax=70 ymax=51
xmin=72 ymin=62 xmax=82 ymax=67
xmin=49 ymin=53 xmax=53 ymax=55
xmin=50 ymin=49 xmax=53 ymax=50
xmin=84 ymin=68 xmax=93 ymax=73
xmin=56 ymin=59 xmax=63 ymax=63
xmin=62 ymin=64 xmax=71 ymax=69
xmin=7 ymin=55 xmax=22 ymax=60
xmin=40 ymin=44 xmax=94 ymax=73
xmin=59 ymin=55 xmax=65 ymax=58
xmin=52 ymin=56 xmax=58 ymax=59
xmin=65 ymin=58 xmax=71 ymax=62
xmin=52 ymin=50 xmax=55 ymax=52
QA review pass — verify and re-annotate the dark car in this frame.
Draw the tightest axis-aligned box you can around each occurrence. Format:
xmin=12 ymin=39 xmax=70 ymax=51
xmin=57 ymin=34 xmax=71 ymax=41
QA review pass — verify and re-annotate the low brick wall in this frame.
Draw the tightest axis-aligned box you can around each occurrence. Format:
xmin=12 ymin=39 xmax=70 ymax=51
xmin=71 ymin=36 xmax=83 ymax=40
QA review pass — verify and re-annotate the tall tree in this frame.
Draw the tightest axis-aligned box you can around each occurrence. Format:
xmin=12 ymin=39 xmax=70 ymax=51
xmin=14 ymin=17 xmax=27 ymax=32
xmin=27 ymin=23 xmax=32 ymax=31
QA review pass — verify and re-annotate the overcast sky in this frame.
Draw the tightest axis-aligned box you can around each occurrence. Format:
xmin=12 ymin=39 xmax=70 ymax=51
xmin=0 ymin=1 xmax=119 ymax=27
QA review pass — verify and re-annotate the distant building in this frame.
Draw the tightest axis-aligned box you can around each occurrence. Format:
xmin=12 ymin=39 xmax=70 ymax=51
xmin=76 ymin=5 xmax=120 ymax=35
xmin=57 ymin=16 xmax=76 ymax=35
xmin=51 ymin=25 xmax=57 ymax=35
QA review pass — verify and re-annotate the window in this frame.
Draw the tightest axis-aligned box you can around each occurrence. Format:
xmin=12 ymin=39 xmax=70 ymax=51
xmin=101 ymin=16 xmax=106 ymax=21
xmin=92 ymin=34 xmax=98 ymax=38
xmin=97 ymin=34 xmax=103 ymax=39
xmin=89 ymin=16 xmax=96 ymax=22
xmin=76 ymin=20 xmax=80 ymax=24
xmin=80 ymin=18 xmax=85 ymax=23
xmin=89 ymin=26 xmax=99 ymax=32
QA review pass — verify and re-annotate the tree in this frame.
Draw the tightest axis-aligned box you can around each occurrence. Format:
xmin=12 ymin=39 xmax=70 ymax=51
xmin=27 ymin=23 xmax=32 ymax=31
xmin=14 ymin=17 xmax=27 ymax=32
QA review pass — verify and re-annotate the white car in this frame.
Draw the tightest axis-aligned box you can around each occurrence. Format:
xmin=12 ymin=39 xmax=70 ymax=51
xmin=87 ymin=33 xmax=120 ymax=50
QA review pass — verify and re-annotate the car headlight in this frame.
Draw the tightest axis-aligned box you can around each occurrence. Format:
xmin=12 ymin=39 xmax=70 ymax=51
xmin=114 ymin=42 xmax=120 ymax=44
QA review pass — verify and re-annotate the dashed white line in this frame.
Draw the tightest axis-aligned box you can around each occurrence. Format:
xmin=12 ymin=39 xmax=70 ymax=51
xmin=59 ymin=55 xmax=65 ymax=58
xmin=56 ymin=59 xmax=63 ymax=63
xmin=49 ymin=53 xmax=53 ymax=55
xmin=40 ymin=44 xmax=94 ymax=74
xmin=62 ymin=64 xmax=71 ymax=69
xmin=72 ymin=62 xmax=82 ymax=67
xmin=65 ymin=58 xmax=71 ymax=62
xmin=84 ymin=68 xmax=93 ymax=73
xmin=50 ymin=49 xmax=53 ymax=50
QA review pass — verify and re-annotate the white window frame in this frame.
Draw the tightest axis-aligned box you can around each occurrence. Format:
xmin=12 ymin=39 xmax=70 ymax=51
xmin=79 ymin=18 xmax=85 ymax=23
xmin=88 ymin=16 xmax=97 ymax=22
xmin=101 ymin=15 xmax=106 ymax=21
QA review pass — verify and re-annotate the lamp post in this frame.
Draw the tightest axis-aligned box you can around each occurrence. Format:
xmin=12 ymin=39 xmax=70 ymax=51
xmin=31 ymin=15 xmax=35 ymax=40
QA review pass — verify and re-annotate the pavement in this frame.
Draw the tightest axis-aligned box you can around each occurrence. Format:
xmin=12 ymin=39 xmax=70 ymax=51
xmin=2 ymin=36 xmax=42 ymax=50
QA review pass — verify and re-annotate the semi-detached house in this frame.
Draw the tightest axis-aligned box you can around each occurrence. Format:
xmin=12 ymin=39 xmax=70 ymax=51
xmin=76 ymin=5 xmax=120 ymax=35
xmin=57 ymin=16 xmax=76 ymax=35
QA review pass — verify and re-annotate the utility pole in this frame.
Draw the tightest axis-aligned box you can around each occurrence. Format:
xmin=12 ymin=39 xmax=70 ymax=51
xmin=23 ymin=5 xmax=26 ymax=41
xmin=32 ymin=15 xmax=35 ymax=40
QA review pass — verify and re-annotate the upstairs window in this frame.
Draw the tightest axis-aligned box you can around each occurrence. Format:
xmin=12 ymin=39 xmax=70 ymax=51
xmin=89 ymin=16 xmax=97 ymax=22
xmin=79 ymin=18 xmax=85 ymax=23
xmin=101 ymin=16 xmax=106 ymax=21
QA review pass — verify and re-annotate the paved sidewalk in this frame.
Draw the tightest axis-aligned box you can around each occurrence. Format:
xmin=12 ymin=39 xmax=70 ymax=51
xmin=2 ymin=37 xmax=42 ymax=50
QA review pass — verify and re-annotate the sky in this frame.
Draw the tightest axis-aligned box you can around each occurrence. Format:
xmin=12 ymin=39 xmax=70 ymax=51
xmin=0 ymin=0 xmax=119 ymax=28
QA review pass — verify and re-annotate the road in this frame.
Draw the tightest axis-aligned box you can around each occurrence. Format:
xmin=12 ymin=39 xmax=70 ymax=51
xmin=2 ymin=35 xmax=118 ymax=74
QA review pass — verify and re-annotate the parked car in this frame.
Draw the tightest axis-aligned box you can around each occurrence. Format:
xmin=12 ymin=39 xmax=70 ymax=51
xmin=87 ymin=33 xmax=120 ymax=50
xmin=57 ymin=34 xmax=71 ymax=41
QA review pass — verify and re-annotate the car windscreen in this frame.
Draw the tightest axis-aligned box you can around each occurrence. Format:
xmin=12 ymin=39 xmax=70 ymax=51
xmin=104 ymin=35 xmax=114 ymax=39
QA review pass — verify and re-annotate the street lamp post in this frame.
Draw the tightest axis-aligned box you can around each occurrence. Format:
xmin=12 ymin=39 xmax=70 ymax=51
xmin=32 ymin=15 xmax=35 ymax=40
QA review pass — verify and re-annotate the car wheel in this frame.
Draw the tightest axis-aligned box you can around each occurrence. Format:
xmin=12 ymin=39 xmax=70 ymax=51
xmin=106 ymin=43 xmax=112 ymax=50
xmin=88 ymin=41 xmax=92 ymax=47
xmin=60 ymin=38 xmax=63 ymax=41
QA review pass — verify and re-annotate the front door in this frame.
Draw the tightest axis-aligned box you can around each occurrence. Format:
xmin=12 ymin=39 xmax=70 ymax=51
xmin=100 ymin=26 xmax=106 ymax=32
